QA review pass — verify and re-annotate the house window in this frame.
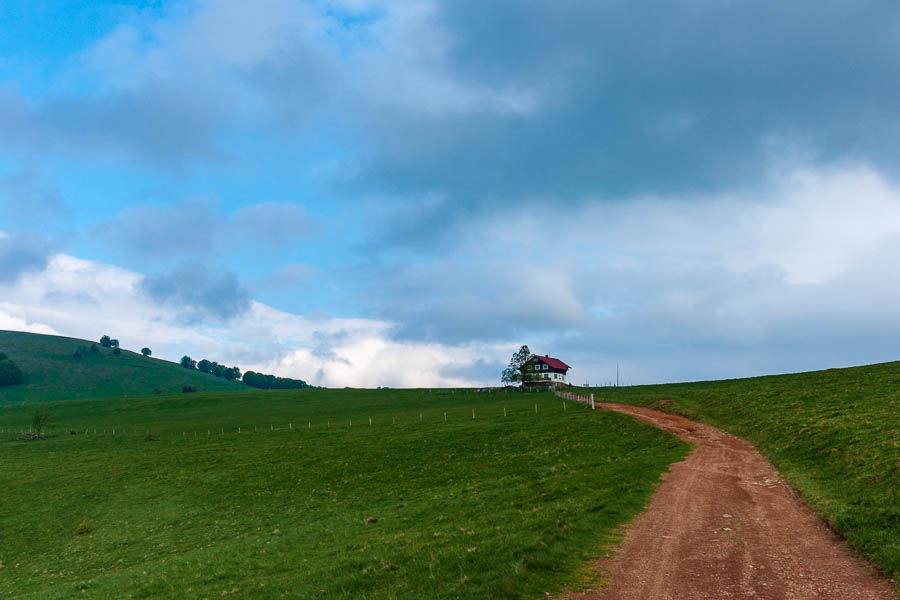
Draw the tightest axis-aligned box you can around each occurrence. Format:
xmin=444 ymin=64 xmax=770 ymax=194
xmin=543 ymin=364 xmax=548 ymax=370
xmin=527 ymin=365 xmax=533 ymax=370
xmin=543 ymin=373 xmax=549 ymax=379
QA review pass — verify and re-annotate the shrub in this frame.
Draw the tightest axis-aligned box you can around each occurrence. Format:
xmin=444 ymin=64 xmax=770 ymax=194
xmin=113 ymin=347 xmax=121 ymax=356
xmin=76 ymin=520 xmax=89 ymax=534
xmin=182 ymin=385 xmax=196 ymax=393
xmin=0 ymin=358 xmax=24 ymax=385
xmin=31 ymin=408 xmax=51 ymax=436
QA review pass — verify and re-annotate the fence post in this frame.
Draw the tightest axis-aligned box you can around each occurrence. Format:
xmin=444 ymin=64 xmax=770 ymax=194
xmin=590 ymin=393 xmax=595 ymax=410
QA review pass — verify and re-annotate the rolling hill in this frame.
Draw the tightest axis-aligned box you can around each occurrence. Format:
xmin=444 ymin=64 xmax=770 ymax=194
xmin=0 ymin=330 xmax=244 ymax=404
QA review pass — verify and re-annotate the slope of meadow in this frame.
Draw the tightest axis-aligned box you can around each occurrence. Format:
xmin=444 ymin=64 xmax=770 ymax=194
xmin=0 ymin=388 xmax=688 ymax=599
xmin=590 ymin=362 xmax=900 ymax=581
xmin=0 ymin=330 xmax=243 ymax=404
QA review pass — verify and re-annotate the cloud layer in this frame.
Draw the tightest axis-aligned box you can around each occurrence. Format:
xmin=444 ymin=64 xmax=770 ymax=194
xmin=0 ymin=253 xmax=502 ymax=388
xmin=2 ymin=2 xmax=900 ymax=386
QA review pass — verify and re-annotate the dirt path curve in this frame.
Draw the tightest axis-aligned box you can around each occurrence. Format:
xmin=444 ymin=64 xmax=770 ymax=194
xmin=567 ymin=402 xmax=896 ymax=600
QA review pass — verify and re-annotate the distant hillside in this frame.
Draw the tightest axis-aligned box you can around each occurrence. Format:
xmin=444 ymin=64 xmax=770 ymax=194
xmin=0 ymin=330 xmax=244 ymax=404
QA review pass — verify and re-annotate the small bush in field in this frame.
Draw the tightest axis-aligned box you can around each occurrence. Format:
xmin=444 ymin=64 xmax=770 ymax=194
xmin=76 ymin=520 xmax=89 ymax=535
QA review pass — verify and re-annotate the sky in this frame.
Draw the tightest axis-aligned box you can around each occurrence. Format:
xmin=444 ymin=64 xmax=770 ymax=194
xmin=2 ymin=0 xmax=900 ymax=388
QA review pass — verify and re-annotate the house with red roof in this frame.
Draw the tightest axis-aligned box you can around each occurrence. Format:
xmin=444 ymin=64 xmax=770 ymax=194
xmin=525 ymin=354 xmax=571 ymax=386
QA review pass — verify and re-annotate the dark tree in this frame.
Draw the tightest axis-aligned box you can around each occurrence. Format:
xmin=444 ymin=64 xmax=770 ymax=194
xmin=141 ymin=347 xmax=152 ymax=357
xmin=501 ymin=345 xmax=537 ymax=386
xmin=180 ymin=355 xmax=196 ymax=370
xmin=0 ymin=357 xmax=24 ymax=386
xmin=100 ymin=335 xmax=112 ymax=348
xmin=110 ymin=339 xmax=120 ymax=349
xmin=31 ymin=408 xmax=51 ymax=437
xmin=197 ymin=359 xmax=212 ymax=373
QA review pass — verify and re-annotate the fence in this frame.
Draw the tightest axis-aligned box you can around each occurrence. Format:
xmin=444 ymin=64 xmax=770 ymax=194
xmin=555 ymin=389 xmax=595 ymax=410
xmin=0 ymin=397 xmax=606 ymax=443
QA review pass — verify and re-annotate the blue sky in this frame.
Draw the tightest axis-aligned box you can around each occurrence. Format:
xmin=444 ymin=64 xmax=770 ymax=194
xmin=3 ymin=0 xmax=900 ymax=387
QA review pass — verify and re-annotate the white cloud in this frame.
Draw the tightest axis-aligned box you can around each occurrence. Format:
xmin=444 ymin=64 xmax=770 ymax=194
xmin=0 ymin=253 xmax=509 ymax=387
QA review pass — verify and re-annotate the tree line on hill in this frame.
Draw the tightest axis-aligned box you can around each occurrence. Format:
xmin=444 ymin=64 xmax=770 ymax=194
xmin=179 ymin=356 xmax=241 ymax=380
xmin=0 ymin=352 xmax=24 ymax=386
xmin=241 ymin=371 xmax=310 ymax=389
xmin=2 ymin=332 xmax=312 ymax=392
xmin=179 ymin=355 xmax=310 ymax=389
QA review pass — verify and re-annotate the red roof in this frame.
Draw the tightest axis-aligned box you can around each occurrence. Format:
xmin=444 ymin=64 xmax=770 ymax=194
xmin=534 ymin=355 xmax=570 ymax=370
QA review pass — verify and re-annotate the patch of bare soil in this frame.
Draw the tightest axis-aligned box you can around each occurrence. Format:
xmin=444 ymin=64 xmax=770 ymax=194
xmin=562 ymin=403 xmax=896 ymax=600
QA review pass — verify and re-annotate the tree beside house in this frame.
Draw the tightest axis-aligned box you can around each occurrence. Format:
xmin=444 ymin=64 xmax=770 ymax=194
xmin=502 ymin=345 xmax=571 ymax=387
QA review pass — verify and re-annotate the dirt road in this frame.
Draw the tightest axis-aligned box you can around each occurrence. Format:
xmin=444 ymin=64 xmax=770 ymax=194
xmin=567 ymin=402 xmax=896 ymax=600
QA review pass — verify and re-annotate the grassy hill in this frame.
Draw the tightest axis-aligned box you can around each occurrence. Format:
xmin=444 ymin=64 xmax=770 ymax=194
xmin=0 ymin=330 xmax=244 ymax=404
xmin=589 ymin=361 xmax=900 ymax=582
xmin=0 ymin=388 xmax=688 ymax=599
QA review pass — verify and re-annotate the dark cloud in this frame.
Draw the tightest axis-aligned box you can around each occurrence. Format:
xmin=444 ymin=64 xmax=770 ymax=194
xmin=0 ymin=166 xmax=69 ymax=224
xmin=95 ymin=199 xmax=311 ymax=263
xmin=0 ymin=233 xmax=54 ymax=283
xmin=438 ymin=359 xmax=504 ymax=384
xmin=0 ymin=80 xmax=226 ymax=170
xmin=140 ymin=261 xmax=251 ymax=321
xmin=233 ymin=202 xmax=309 ymax=247
xmin=344 ymin=0 xmax=900 ymax=243
xmin=355 ymin=260 xmax=590 ymax=344
xmin=93 ymin=197 xmax=223 ymax=260
xmin=254 ymin=262 xmax=317 ymax=289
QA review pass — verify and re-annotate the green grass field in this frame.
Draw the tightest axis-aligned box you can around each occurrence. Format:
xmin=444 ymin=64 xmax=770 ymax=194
xmin=0 ymin=330 xmax=244 ymax=405
xmin=0 ymin=388 xmax=689 ymax=599
xmin=590 ymin=362 xmax=900 ymax=582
